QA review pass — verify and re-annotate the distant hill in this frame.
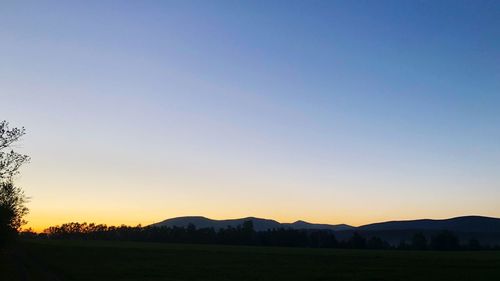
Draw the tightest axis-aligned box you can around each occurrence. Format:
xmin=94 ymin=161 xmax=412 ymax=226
xmin=358 ymin=216 xmax=500 ymax=233
xmin=152 ymin=216 xmax=282 ymax=232
xmin=151 ymin=215 xmax=500 ymax=234
xmin=151 ymin=215 xmax=500 ymax=245
xmin=326 ymin=216 xmax=500 ymax=246
xmin=151 ymin=216 xmax=354 ymax=231
xmin=284 ymin=220 xmax=354 ymax=231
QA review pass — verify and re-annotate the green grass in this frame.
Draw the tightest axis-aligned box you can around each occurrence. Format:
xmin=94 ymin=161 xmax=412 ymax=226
xmin=6 ymin=239 xmax=500 ymax=281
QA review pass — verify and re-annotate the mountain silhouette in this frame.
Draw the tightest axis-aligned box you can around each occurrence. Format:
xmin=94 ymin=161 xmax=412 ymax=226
xmin=152 ymin=215 xmax=500 ymax=234
xmin=358 ymin=216 xmax=500 ymax=232
xmin=151 ymin=216 xmax=354 ymax=231
xmin=284 ymin=220 xmax=354 ymax=231
xmin=152 ymin=216 xmax=283 ymax=231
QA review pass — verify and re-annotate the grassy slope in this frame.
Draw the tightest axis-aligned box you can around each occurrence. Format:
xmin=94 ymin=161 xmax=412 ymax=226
xmin=14 ymin=239 xmax=500 ymax=281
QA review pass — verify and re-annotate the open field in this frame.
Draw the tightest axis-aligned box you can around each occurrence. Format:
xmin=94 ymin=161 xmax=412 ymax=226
xmin=2 ymin=240 xmax=500 ymax=281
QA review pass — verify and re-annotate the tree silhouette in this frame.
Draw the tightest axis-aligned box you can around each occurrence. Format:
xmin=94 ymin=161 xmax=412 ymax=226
xmin=397 ymin=240 xmax=409 ymax=250
xmin=367 ymin=236 xmax=389 ymax=249
xmin=466 ymin=238 xmax=481 ymax=251
xmin=411 ymin=232 xmax=427 ymax=250
xmin=430 ymin=230 xmax=460 ymax=251
xmin=0 ymin=121 xmax=30 ymax=179
xmin=347 ymin=232 xmax=367 ymax=249
xmin=241 ymin=220 xmax=255 ymax=245
xmin=0 ymin=121 xmax=29 ymax=247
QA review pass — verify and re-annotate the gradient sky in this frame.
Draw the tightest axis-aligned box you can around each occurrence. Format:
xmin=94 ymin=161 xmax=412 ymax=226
xmin=1 ymin=0 xmax=499 ymax=231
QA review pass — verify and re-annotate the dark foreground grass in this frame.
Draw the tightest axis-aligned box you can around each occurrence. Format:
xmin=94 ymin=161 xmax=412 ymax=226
xmin=6 ymin=239 xmax=500 ymax=281
xmin=0 ymin=249 xmax=18 ymax=279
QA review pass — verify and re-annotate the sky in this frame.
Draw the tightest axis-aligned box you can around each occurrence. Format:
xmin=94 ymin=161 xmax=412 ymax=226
xmin=1 ymin=0 xmax=499 ymax=231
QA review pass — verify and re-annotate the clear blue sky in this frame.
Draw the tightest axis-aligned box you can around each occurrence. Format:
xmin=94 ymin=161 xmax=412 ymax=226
xmin=1 ymin=0 xmax=499 ymax=229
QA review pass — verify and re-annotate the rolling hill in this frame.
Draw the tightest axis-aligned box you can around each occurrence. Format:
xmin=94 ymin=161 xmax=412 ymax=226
xmin=151 ymin=216 xmax=500 ymax=239
xmin=151 ymin=216 xmax=354 ymax=231
xmin=358 ymin=216 xmax=500 ymax=233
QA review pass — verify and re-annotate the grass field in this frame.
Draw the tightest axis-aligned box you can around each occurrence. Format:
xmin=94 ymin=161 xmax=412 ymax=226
xmin=3 ymin=239 xmax=500 ymax=281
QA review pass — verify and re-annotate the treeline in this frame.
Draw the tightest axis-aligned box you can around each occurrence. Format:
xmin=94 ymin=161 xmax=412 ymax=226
xmin=22 ymin=221 xmax=498 ymax=251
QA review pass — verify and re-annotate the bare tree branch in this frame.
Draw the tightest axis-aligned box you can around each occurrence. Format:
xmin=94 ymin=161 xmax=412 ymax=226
xmin=0 ymin=121 xmax=30 ymax=181
xmin=0 ymin=120 xmax=26 ymax=151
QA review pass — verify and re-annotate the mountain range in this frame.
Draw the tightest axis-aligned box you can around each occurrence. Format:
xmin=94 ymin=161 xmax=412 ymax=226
xmin=151 ymin=215 xmax=500 ymax=245
xmin=151 ymin=216 xmax=353 ymax=232
xmin=151 ymin=215 xmax=500 ymax=233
